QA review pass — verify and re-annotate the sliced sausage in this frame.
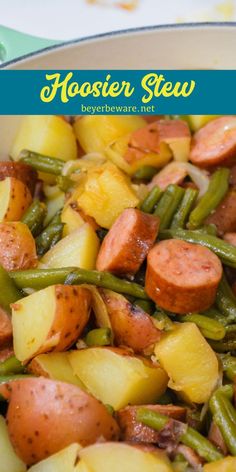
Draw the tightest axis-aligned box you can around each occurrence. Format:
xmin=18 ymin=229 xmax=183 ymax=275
xmin=145 ymin=240 xmax=222 ymax=314
xmin=224 ymin=233 xmax=236 ymax=246
xmin=0 ymin=162 xmax=37 ymax=195
xmin=176 ymin=445 xmax=203 ymax=468
xmin=0 ymin=307 xmax=12 ymax=348
xmin=205 ymin=190 xmax=236 ymax=236
xmin=117 ymin=404 xmax=186 ymax=443
xmin=208 ymin=421 xmax=228 ymax=455
xmin=190 ymin=116 xmax=236 ymax=168
xmin=96 ymin=208 xmax=159 ymax=276
xmin=125 ymin=119 xmax=189 ymax=164
xmin=148 ymin=162 xmax=188 ymax=190
xmin=100 ymin=289 xmax=160 ymax=353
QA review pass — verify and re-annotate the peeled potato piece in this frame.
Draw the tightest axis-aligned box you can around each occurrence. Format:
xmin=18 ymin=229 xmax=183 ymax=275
xmin=1 ymin=377 xmax=119 ymax=465
xmin=11 ymin=115 xmax=77 ymax=162
xmin=77 ymin=442 xmax=172 ymax=472
xmin=40 ymin=224 xmax=100 ymax=270
xmin=0 ymin=177 xmax=32 ymax=222
xmin=0 ymin=222 xmax=37 ymax=271
xmin=28 ymin=443 xmax=81 ymax=472
xmin=69 ymin=347 xmax=168 ymax=410
xmin=12 ymin=285 xmax=91 ymax=363
xmin=203 ymin=456 xmax=236 ymax=471
xmin=28 ymin=352 xmax=85 ymax=388
xmin=74 ymin=115 xmax=146 ymax=153
xmin=0 ymin=415 xmax=26 ymax=472
xmin=155 ymin=322 xmax=219 ymax=404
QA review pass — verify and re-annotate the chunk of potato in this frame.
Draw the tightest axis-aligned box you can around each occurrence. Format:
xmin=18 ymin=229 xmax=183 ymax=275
xmin=11 ymin=115 xmax=77 ymax=162
xmin=61 ymin=204 xmax=85 ymax=236
xmin=43 ymin=185 xmax=65 ymax=226
xmin=40 ymin=223 xmax=100 ymax=270
xmin=106 ymin=134 xmax=172 ymax=175
xmin=12 ymin=285 xmax=91 ymax=363
xmin=187 ymin=115 xmax=220 ymax=132
xmin=0 ymin=177 xmax=32 ymax=222
xmin=2 ymin=377 xmax=119 ymax=465
xmin=28 ymin=443 xmax=81 ymax=472
xmin=0 ymin=222 xmax=37 ymax=271
xmin=77 ymin=162 xmax=139 ymax=228
xmin=0 ymin=415 xmax=26 ymax=472
xmin=203 ymin=456 xmax=236 ymax=472
xmin=69 ymin=347 xmax=168 ymax=409
xmin=155 ymin=322 xmax=219 ymax=404
xmin=77 ymin=442 xmax=172 ymax=472
xmin=74 ymin=115 xmax=146 ymax=153
xmin=28 ymin=352 xmax=85 ymax=388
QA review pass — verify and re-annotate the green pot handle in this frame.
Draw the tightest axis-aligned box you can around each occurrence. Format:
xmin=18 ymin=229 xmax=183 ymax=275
xmin=0 ymin=25 xmax=61 ymax=63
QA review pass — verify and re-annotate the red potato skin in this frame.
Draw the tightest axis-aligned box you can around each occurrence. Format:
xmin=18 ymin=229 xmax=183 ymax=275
xmin=11 ymin=285 xmax=91 ymax=357
xmin=224 ymin=233 xmax=236 ymax=246
xmin=145 ymin=240 xmax=222 ymax=314
xmin=124 ymin=119 xmax=190 ymax=164
xmin=2 ymin=377 xmax=119 ymax=465
xmin=205 ymin=190 xmax=236 ymax=236
xmin=3 ymin=177 xmax=32 ymax=222
xmin=96 ymin=208 xmax=159 ymax=276
xmin=0 ymin=162 xmax=37 ymax=195
xmin=0 ymin=307 xmax=12 ymax=348
xmin=117 ymin=404 xmax=186 ymax=444
xmin=0 ymin=222 xmax=37 ymax=271
xmin=99 ymin=289 xmax=160 ymax=353
xmin=0 ymin=345 xmax=14 ymax=362
xmin=190 ymin=116 xmax=236 ymax=168
xmin=208 ymin=421 xmax=228 ymax=455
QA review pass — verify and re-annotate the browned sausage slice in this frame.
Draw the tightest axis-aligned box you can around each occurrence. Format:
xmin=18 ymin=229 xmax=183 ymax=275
xmin=205 ymin=190 xmax=236 ymax=236
xmin=0 ymin=162 xmax=37 ymax=195
xmin=96 ymin=208 xmax=159 ymax=276
xmin=208 ymin=421 xmax=228 ymax=455
xmin=100 ymin=289 xmax=160 ymax=353
xmin=145 ymin=240 xmax=222 ymax=314
xmin=117 ymin=404 xmax=186 ymax=443
xmin=190 ymin=116 xmax=236 ymax=167
xmin=0 ymin=307 xmax=12 ymax=348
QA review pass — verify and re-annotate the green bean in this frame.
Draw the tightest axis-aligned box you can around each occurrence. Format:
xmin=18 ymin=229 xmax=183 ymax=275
xmin=0 ymin=374 xmax=32 ymax=384
xmin=134 ymin=299 xmax=154 ymax=314
xmin=220 ymin=354 xmax=236 ymax=381
xmin=159 ymin=228 xmax=236 ymax=268
xmin=56 ymin=175 xmax=74 ymax=192
xmin=137 ymin=408 xmax=222 ymax=462
xmin=0 ymin=356 xmax=24 ymax=376
xmin=19 ymin=150 xmax=64 ymax=175
xmin=172 ymin=454 xmax=188 ymax=472
xmin=217 ymin=384 xmax=234 ymax=400
xmin=9 ymin=267 xmax=149 ymax=299
xmin=85 ymin=328 xmax=112 ymax=347
xmin=188 ymin=168 xmax=230 ymax=229
xmin=181 ymin=314 xmax=225 ymax=340
xmin=195 ymin=224 xmax=217 ymax=236
xmin=133 ymin=166 xmax=157 ymax=180
xmin=209 ymin=390 xmax=236 ymax=455
xmin=36 ymin=212 xmax=64 ymax=256
xmin=171 ymin=188 xmax=198 ymax=229
xmin=204 ymin=307 xmax=228 ymax=327
xmin=105 ymin=404 xmax=114 ymax=416
xmin=152 ymin=310 xmax=173 ymax=331
xmin=21 ymin=199 xmax=47 ymax=236
xmin=154 ymin=185 xmax=185 ymax=230
xmin=140 ymin=186 xmax=162 ymax=213
xmin=210 ymin=338 xmax=236 ymax=352
xmin=225 ymin=324 xmax=236 ymax=339
xmin=0 ymin=265 xmax=22 ymax=312
xmin=216 ymin=274 xmax=236 ymax=324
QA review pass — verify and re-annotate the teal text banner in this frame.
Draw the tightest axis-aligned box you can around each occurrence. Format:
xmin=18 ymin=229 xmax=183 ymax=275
xmin=0 ymin=70 xmax=235 ymax=114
